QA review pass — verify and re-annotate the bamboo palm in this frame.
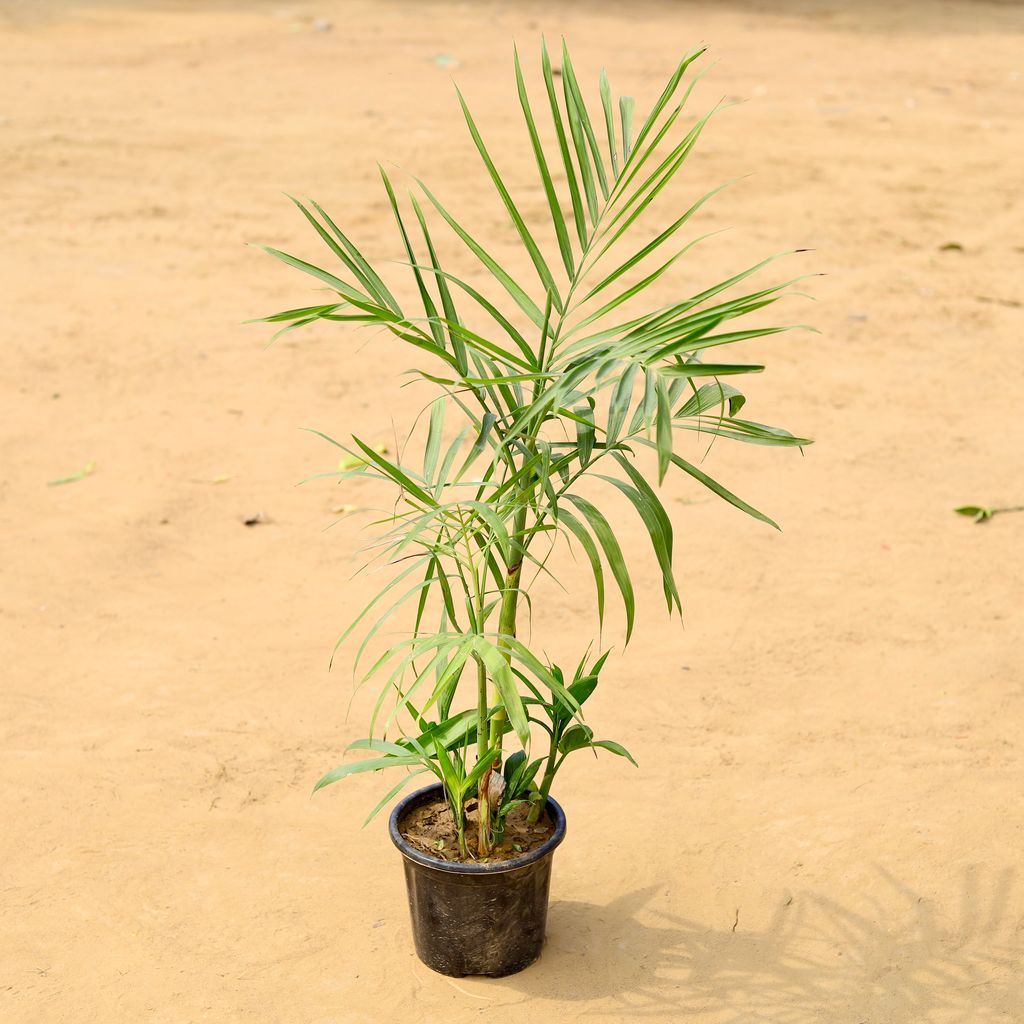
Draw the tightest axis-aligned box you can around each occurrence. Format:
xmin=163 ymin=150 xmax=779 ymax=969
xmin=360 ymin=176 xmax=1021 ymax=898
xmin=255 ymin=41 xmax=814 ymax=859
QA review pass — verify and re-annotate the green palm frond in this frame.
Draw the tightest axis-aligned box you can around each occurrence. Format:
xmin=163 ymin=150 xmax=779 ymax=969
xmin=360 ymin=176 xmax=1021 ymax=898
xmin=257 ymin=41 xmax=814 ymax=843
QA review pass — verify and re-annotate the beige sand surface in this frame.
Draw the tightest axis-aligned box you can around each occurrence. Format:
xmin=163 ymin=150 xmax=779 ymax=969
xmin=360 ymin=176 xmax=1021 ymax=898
xmin=2 ymin=1 xmax=1023 ymax=1021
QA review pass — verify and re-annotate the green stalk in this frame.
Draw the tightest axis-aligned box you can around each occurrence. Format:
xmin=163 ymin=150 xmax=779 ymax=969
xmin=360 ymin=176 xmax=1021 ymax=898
xmin=528 ymin=743 xmax=560 ymax=824
xmin=489 ymin=499 xmax=529 ymax=748
xmin=457 ymin=812 xmax=467 ymax=859
xmin=475 ymin=653 xmax=493 ymax=855
xmin=460 ymin=520 xmax=495 ymax=858
xmin=476 ymin=488 xmax=530 ymax=856
xmin=475 ymin=657 xmax=488 ymax=762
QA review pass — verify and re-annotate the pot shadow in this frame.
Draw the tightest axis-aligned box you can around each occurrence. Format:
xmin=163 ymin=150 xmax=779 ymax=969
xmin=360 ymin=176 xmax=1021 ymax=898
xmin=508 ymin=865 xmax=1023 ymax=1022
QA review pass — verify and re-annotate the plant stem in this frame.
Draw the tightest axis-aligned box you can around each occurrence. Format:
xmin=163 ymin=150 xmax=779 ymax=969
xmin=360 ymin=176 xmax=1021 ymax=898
xmin=476 ymin=490 xmax=530 ymax=855
xmin=475 ymin=657 xmax=488 ymax=762
xmin=527 ymin=742 xmax=560 ymax=825
xmin=490 ymin=500 xmax=529 ymax=748
xmin=455 ymin=514 xmax=494 ymax=857
xmin=475 ymin=653 xmax=494 ymax=855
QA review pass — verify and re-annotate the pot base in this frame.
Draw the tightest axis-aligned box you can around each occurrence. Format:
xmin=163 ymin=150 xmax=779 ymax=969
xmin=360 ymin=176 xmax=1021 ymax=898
xmin=401 ymin=855 xmax=553 ymax=976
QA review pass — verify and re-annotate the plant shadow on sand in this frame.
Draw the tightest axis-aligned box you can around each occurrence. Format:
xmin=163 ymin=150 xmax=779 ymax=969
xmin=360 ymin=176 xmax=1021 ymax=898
xmin=508 ymin=866 xmax=1023 ymax=1022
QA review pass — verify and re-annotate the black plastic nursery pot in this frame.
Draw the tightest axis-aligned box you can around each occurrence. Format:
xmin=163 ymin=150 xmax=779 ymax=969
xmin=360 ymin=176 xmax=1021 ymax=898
xmin=389 ymin=782 xmax=567 ymax=977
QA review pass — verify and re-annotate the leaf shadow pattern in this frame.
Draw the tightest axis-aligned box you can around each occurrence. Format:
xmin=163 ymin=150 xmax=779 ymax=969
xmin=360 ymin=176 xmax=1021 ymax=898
xmin=508 ymin=866 xmax=1023 ymax=1022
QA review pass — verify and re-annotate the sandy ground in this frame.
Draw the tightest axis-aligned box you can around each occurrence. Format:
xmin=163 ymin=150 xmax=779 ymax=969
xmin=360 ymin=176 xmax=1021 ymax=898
xmin=2 ymin=1 xmax=1023 ymax=1021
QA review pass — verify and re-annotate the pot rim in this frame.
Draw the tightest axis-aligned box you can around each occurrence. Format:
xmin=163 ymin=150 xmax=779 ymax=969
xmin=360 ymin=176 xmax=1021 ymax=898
xmin=389 ymin=781 xmax=566 ymax=875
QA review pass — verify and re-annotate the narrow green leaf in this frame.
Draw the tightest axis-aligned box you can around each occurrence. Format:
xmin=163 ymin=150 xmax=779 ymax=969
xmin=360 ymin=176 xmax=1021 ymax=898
xmin=419 ymin=647 xmax=471 ymax=718
xmin=564 ymin=494 xmax=635 ymax=642
xmin=313 ymin=754 xmax=423 ymax=793
xmin=571 ymin=232 xmax=716 ymax=337
xmin=379 ymin=640 xmax=465 ymax=733
xmin=256 ymin=245 xmax=369 ymax=305
xmin=655 ymin=378 xmax=672 ymax=483
xmin=589 ymin=739 xmax=638 ymax=766
xmin=590 ymin=180 xmax=733 ymax=293
xmin=307 ymin=198 xmax=403 ymax=314
xmin=411 ymin=709 xmax=482 ymax=752
xmin=562 ymin=58 xmax=600 ymax=224
xmin=576 ymin=402 xmax=596 ymax=467
xmin=347 ymin=737 xmax=419 ymax=758
xmin=619 ymin=95 xmax=635 ymax=161
xmin=652 ymin=324 xmax=810 ymax=361
xmin=607 ymin=361 xmax=639 ymax=445
xmin=658 ymin=363 xmax=764 ymax=380
xmin=611 ymin=451 xmax=680 ymax=610
xmin=608 ymin=97 xmax=719 ymax=235
xmin=474 ymin=638 xmax=531 ymax=748
xmin=432 ymin=738 xmax=463 ymax=800
xmin=557 ymin=506 xmax=605 ymax=628
xmin=457 ymin=412 xmax=497 ymax=482
xmin=351 ymin=437 xmax=437 ymax=507
xmin=650 ymin=252 xmax=803 ymax=332
xmin=514 ymin=47 xmax=575 ymax=278
xmin=595 ymin=472 xmax=680 ymax=614
xmin=504 ymin=639 xmax=584 ymax=723
xmin=423 ymin=398 xmax=445 ymax=484
xmin=635 ymin=438 xmax=780 ymax=530
xmin=420 ymin=297 xmax=533 ymax=368
xmin=509 ymin=756 xmax=543 ymax=798
xmin=463 ymin=745 xmax=501 ymax=797
xmin=459 ymin=499 xmax=512 ymax=564
xmin=417 ymin=180 xmax=546 ymax=329
xmin=555 ymin=675 xmax=599 ymax=726
xmin=352 ymin=575 xmax=440 ymax=674
xmin=331 ymin=557 xmax=430 ymax=664
xmin=408 ymin=194 xmax=468 ymax=372
xmin=955 ymin=504 xmax=994 ymax=523
xmin=434 ymin=428 xmax=469 ymax=498
xmin=630 ymin=45 xmax=706 ymax=155
xmin=541 ymin=37 xmax=588 ymax=249
xmin=258 ymin=316 xmax=312 ymax=345
xmin=628 ymin=365 xmax=658 ymax=435
xmin=503 ymin=750 xmax=526 ymax=783
xmin=561 ymin=41 xmax=609 ymax=199
xmin=599 ymin=69 xmax=619 ymax=177
xmin=377 ymin=168 xmax=446 ymax=350
xmin=456 ymin=86 xmax=563 ymax=311
xmin=674 ymin=419 xmax=811 ymax=447
xmin=289 ymin=195 xmax=401 ymax=314
xmin=463 ymin=372 xmax=555 ymax=387
xmin=362 ymin=768 xmax=431 ymax=826
xmin=247 ymin=302 xmax=344 ymax=325
xmin=675 ymin=382 xmax=745 ymax=419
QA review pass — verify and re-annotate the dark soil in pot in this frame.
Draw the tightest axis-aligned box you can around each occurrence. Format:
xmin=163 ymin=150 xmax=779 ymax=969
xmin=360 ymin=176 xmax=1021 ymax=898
xmin=389 ymin=783 xmax=567 ymax=977
xmin=400 ymin=794 xmax=556 ymax=863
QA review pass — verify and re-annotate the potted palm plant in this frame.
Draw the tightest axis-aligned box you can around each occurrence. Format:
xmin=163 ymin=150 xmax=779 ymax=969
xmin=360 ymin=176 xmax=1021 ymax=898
xmin=255 ymin=40 xmax=812 ymax=977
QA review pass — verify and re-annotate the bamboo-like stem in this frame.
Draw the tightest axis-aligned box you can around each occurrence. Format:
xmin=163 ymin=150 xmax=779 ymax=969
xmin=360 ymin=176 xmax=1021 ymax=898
xmin=475 ymin=657 xmax=488 ymax=763
xmin=490 ymin=501 xmax=529 ymax=747
xmin=527 ymin=741 xmax=560 ymax=825
xmin=458 ymin=518 xmax=496 ymax=858
xmin=476 ymin=491 xmax=529 ymax=856
xmin=475 ymin=653 xmax=493 ymax=854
